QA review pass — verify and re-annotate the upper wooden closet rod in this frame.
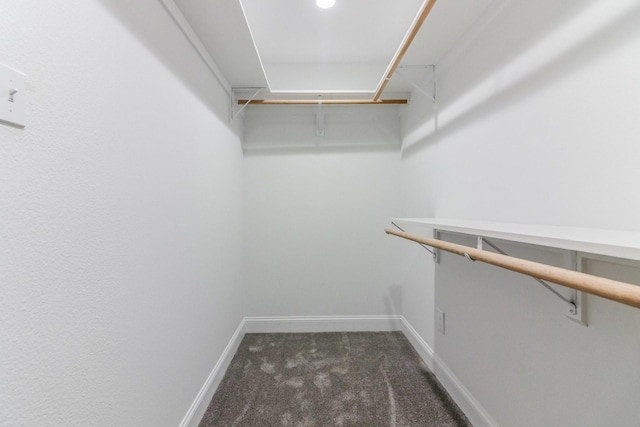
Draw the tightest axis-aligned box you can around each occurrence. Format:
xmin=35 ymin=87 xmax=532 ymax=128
xmin=374 ymin=0 xmax=438 ymax=101
xmin=237 ymin=99 xmax=407 ymax=106
xmin=385 ymin=228 xmax=640 ymax=310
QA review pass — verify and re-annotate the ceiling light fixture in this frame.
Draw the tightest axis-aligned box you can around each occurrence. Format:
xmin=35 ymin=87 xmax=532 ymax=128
xmin=316 ymin=0 xmax=335 ymax=9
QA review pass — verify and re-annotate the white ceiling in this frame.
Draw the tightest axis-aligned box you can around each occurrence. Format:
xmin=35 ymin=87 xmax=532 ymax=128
xmin=173 ymin=0 xmax=493 ymax=99
xmin=240 ymin=0 xmax=422 ymax=93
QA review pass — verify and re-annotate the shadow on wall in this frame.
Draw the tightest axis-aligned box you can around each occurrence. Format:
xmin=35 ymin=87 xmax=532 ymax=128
xmin=96 ymin=0 xmax=232 ymax=127
xmin=401 ymin=1 xmax=640 ymax=159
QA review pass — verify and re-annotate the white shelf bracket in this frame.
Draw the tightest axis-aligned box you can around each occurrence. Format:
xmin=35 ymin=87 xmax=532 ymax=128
xmin=391 ymin=222 xmax=435 ymax=256
xmin=231 ymin=87 xmax=264 ymax=122
xmin=566 ymin=252 xmax=588 ymax=326
xmin=481 ymin=238 xmax=585 ymax=325
xmin=316 ymin=97 xmax=324 ymax=137
xmin=394 ymin=65 xmax=436 ymax=106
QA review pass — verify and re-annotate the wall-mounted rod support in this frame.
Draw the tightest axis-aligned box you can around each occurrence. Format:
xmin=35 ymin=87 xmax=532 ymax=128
xmin=391 ymin=222 xmax=435 ymax=255
xmin=481 ymin=237 xmax=577 ymax=313
xmin=385 ymin=228 xmax=640 ymax=310
xmin=316 ymin=98 xmax=325 ymax=137
xmin=394 ymin=68 xmax=435 ymax=102
xmin=232 ymin=87 xmax=264 ymax=120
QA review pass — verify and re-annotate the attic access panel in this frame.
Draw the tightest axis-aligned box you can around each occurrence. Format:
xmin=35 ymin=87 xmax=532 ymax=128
xmin=239 ymin=0 xmax=423 ymax=93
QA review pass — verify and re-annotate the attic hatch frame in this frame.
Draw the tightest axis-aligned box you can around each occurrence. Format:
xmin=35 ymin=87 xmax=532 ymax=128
xmin=236 ymin=0 xmax=438 ymax=108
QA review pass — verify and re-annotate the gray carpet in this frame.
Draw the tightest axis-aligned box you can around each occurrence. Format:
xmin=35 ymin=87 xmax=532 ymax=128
xmin=199 ymin=332 xmax=471 ymax=427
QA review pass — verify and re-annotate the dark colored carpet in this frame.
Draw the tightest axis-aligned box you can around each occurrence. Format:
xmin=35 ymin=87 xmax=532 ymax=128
xmin=199 ymin=332 xmax=471 ymax=427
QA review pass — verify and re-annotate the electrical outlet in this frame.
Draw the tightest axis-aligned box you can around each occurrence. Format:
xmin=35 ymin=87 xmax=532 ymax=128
xmin=436 ymin=308 xmax=445 ymax=334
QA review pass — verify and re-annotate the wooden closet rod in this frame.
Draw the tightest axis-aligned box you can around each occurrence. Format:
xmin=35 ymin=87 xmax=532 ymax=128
xmin=374 ymin=0 xmax=438 ymax=101
xmin=237 ymin=99 xmax=408 ymax=105
xmin=385 ymin=228 xmax=640 ymax=309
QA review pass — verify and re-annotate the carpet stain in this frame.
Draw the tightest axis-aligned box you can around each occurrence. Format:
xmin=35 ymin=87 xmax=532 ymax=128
xmin=299 ymin=416 xmax=315 ymax=427
xmin=299 ymin=400 xmax=311 ymax=411
xmin=380 ymin=361 xmax=398 ymax=427
xmin=359 ymin=389 xmax=372 ymax=406
xmin=284 ymin=377 xmax=304 ymax=388
xmin=330 ymin=365 xmax=349 ymax=375
xmin=311 ymin=359 xmax=330 ymax=370
xmin=285 ymin=353 xmax=307 ymax=369
xmin=340 ymin=391 xmax=355 ymax=401
xmin=313 ymin=373 xmax=331 ymax=392
xmin=335 ymin=411 xmax=360 ymax=426
xmin=241 ymin=360 xmax=252 ymax=377
xmin=260 ymin=361 xmax=276 ymax=374
xmin=231 ymin=402 xmax=251 ymax=427
xmin=280 ymin=412 xmax=292 ymax=425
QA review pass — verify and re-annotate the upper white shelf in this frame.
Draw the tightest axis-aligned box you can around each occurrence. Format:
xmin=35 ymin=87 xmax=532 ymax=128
xmin=392 ymin=218 xmax=640 ymax=261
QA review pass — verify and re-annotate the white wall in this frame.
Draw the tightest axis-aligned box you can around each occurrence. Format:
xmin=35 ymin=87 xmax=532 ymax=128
xmin=400 ymin=0 xmax=640 ymax=425
xmin=0 ymin=2 xmax=244 ymax=426
xmin=243 ymin=143 xmax=402 ymax=318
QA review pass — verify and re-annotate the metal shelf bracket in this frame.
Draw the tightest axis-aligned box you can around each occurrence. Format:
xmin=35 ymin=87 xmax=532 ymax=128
xmin=391 ymin=222 xmax=434 ymax=256
xmin=480 ymin=237 xmax=586 ymax=326
xmin=316 ymin=97 xmax=324 ymax=137
xmin=394 ymin=65 xmax=436 ymax=107
xmin=231 ymin=87 xmax=265 ymax=122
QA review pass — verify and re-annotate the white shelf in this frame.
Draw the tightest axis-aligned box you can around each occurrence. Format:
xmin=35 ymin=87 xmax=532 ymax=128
xmin=392 ymin=218 xmax=640 ymax=261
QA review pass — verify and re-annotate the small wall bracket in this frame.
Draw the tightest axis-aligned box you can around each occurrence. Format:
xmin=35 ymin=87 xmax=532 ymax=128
xmin=565 ymin=252 xmax=587 ymax=326
xmin=391 ymin=222 xmax=434 ymax=256
xmin=316 ymin=97 xmax=324 ymax=137
xmin=230 ymin=87 xmax=264 ymax=122
xmin=394 ymin=65 xmax=436 ymax=107
xmin=481 ymin=238 xmax=586 ymax=326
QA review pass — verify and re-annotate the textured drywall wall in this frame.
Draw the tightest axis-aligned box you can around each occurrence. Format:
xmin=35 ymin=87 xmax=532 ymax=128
xmin=243 ymin=149 xmax=403 ymax=318
xmin=0 ymin=1 xmax=243 ymax=426
xmin=399 ymin=0 xmax=640 ymax=425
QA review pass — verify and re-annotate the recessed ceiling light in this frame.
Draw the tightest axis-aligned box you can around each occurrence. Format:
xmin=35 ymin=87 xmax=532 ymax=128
xmin=316 ymin=0 xmax=335 ymax=9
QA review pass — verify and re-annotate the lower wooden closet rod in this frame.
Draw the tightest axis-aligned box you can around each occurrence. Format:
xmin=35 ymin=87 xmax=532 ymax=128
xmin=385 ymin=228 xmax=640 ymax=310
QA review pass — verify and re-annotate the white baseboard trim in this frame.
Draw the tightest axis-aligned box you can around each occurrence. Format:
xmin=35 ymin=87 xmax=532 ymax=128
xmin=398 ymin=317 xmax=435 ymax=371
xmin=432 ymin=354 xmax=499 ymax=427
xmin=244 ymin=315 xmax=404 ymax=333
xmin=400 ymin=317 xmax=497 ymax=427
xmin=179 ymin=319 xmax=246 ymax=427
